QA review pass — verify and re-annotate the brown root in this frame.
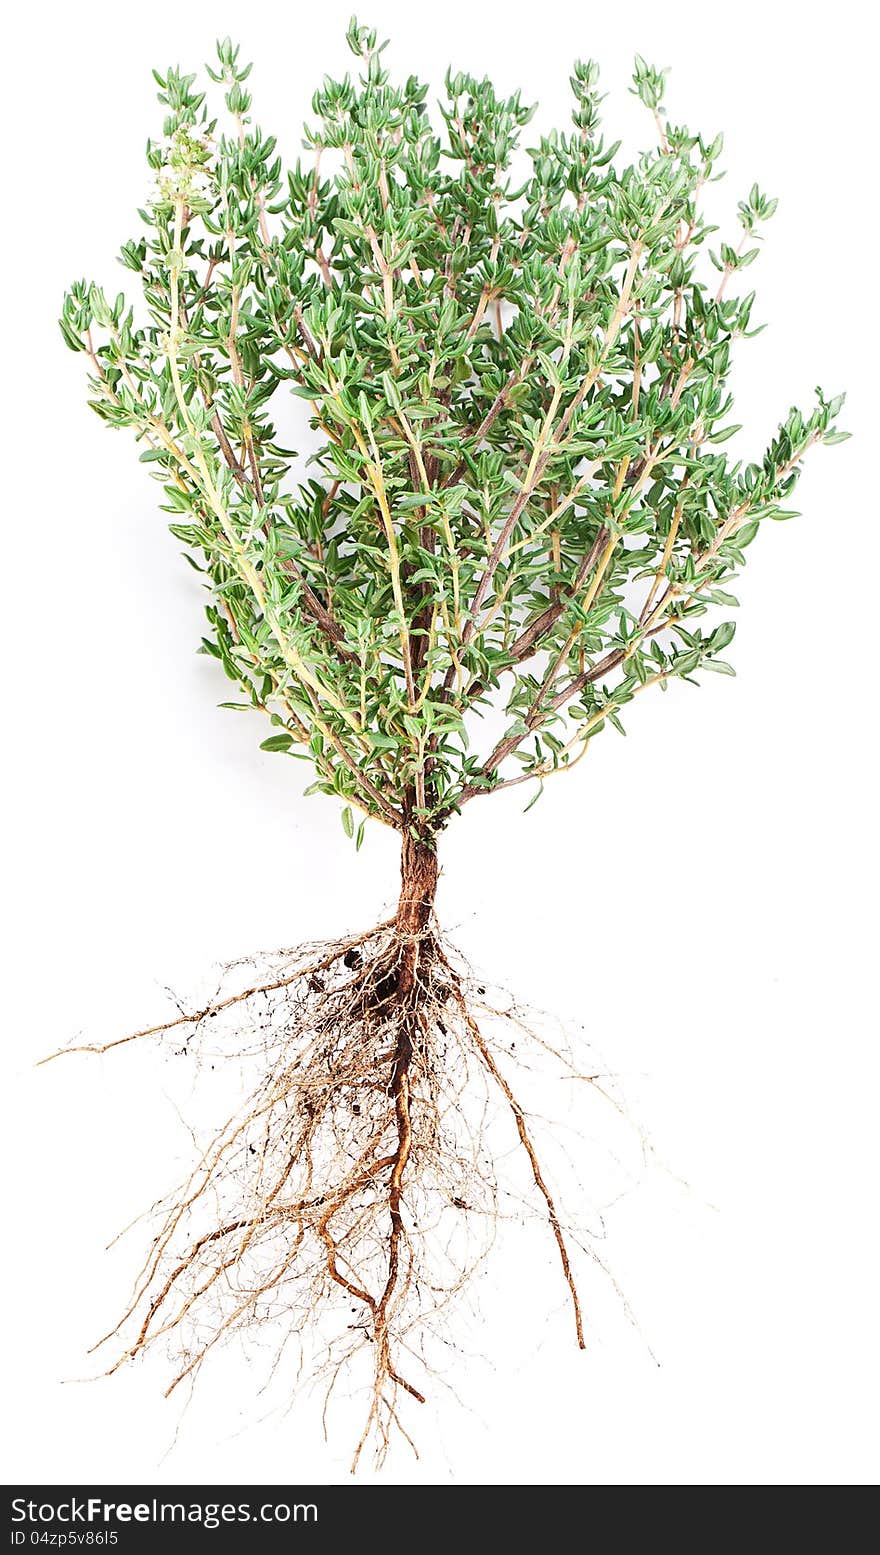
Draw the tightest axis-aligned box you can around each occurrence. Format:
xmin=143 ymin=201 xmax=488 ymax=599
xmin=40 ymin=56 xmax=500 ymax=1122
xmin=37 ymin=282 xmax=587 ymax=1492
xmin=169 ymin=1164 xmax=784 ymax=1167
xmin=49 ymin=869 xmax=607 ymax=1468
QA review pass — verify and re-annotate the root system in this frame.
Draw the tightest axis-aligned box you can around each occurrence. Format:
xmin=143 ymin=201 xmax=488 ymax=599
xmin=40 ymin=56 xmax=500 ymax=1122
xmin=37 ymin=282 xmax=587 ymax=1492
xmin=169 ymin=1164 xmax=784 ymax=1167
xmin=42 ymin=836 xmax=631 ymax=1468
xmin=46 ymin=910 xmax=621 ymax=1465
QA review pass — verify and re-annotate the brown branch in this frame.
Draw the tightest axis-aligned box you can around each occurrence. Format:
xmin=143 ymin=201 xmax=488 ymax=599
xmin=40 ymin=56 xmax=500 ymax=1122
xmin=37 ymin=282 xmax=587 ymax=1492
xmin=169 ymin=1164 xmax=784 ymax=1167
xmin=456 ymin=526 xmax=610 ymax=709
xmin=502 ymin=525 xmax=609 ymax=668
xmin=448 ymin=245 xmax=643 ymax=682
xmin=176 ymin=271 xmax=353 ymax=667
xmin=440 ymin=364 xmax=528 ymax=492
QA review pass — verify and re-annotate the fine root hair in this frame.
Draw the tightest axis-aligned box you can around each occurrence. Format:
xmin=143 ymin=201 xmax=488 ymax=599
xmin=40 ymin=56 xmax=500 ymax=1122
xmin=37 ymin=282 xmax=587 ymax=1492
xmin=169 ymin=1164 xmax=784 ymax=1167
xmin=46 ymin=917 xmax=628 ymax=1470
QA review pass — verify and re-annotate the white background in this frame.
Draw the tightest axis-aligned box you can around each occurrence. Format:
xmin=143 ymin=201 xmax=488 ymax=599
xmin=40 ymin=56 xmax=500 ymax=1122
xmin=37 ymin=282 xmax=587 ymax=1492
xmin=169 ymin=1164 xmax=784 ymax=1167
xmin=3 ymin=0 xmax=877 ymax=1487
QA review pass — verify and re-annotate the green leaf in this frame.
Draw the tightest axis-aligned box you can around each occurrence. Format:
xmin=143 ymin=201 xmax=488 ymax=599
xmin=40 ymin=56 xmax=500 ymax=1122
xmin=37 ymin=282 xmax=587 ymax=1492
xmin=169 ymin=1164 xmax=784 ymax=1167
xmin=711 ymin=621 xmax=737 ymax=652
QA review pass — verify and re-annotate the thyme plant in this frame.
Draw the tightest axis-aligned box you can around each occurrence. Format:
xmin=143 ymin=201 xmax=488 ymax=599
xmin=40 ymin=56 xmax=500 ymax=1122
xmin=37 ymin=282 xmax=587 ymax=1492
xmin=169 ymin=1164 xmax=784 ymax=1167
xmin=59 ymin=23 xmax=844 ymax=1464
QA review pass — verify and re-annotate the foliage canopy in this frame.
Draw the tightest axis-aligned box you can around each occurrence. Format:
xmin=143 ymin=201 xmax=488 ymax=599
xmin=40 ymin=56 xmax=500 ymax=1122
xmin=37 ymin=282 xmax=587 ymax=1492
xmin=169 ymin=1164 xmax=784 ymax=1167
xmin=61 ymin=22 xmax=844 ymax=847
